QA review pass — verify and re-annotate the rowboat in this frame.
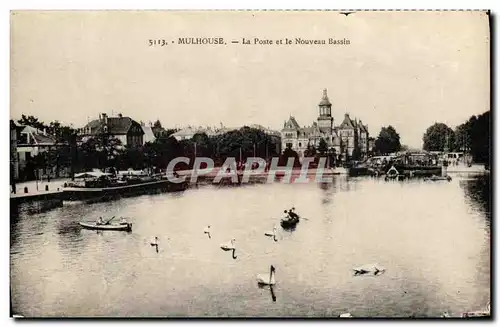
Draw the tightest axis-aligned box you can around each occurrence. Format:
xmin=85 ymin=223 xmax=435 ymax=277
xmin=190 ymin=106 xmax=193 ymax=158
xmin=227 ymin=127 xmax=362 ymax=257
xmin=280 ymin=216 xmax=299 ymax=229
xmin=79 ymin=221 xmax=132 ymax=232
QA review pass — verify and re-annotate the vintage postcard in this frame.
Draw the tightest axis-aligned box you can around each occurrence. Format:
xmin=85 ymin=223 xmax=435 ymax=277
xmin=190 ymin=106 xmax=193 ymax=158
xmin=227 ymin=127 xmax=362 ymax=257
xmin=9 ymin=10 xmax=491 ymax=318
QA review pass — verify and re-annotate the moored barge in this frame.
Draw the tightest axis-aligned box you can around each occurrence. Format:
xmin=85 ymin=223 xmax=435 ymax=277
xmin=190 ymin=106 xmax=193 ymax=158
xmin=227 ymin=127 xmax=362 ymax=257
xmin=62 ymin=171 xmax=188 ymax=202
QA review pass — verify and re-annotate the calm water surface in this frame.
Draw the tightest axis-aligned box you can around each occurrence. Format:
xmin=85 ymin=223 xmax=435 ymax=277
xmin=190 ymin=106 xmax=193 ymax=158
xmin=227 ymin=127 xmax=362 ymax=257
xmin=10 ymin=174 xmax=491 ymax=317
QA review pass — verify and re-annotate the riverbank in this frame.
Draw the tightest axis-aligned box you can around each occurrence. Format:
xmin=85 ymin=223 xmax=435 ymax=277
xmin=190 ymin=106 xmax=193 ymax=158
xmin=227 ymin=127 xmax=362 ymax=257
xmin=446 ymin=163 xmax=488 ymax=174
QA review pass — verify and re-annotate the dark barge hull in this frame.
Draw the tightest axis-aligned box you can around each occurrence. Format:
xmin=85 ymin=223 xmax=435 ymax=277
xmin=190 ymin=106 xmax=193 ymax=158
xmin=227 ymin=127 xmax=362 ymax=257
xmin=393 ymin=165 xmax=442 ymax=177
xmin=349 ymin=167 xmax=377 ymax=177
xmin=281 ymin=218 xmax=299 ymax=229
xmin=62 ymin=179 xmax=189 ymax=202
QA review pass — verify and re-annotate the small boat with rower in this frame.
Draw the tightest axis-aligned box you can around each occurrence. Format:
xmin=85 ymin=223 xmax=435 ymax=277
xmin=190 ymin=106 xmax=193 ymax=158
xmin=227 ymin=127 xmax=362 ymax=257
xmin=280 ymin=209 xmax=300 ymax=229
xmin=79 ymin=216 xmax=132 ymax=232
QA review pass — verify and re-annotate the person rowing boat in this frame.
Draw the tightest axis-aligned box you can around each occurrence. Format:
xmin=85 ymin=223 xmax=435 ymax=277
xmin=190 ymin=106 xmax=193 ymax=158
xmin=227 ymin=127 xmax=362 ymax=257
xmin=288 ymin=207 xmax=299 ymax=220
xmin=96 ymin=216 xmax=115 ymax=226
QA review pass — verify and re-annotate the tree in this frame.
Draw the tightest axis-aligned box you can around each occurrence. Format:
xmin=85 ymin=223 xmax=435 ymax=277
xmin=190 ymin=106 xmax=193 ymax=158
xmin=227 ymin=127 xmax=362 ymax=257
xmin=192 ymin=133 xmax=213 ymax=157
xmin=317 ymin=138 xmax=328 ymax=155
xmin=80 ymin=135 xmax=123 ymax=170
xmin=351 ymin=146 xmax=361 ymax=160
xmin=374 ymin=126 xmax=401 ymax=154
xmin=149 ymin=136 xmax=184 ymax=169
xmin=304 ymin=144 xmax=317 ymax=157
xmin=17 ymin=114 xmax=46 ymax=130
xmin=46 ymin=120 xmax=77 ymax=178
xmin=116 ymin=145 xmax=145 ymax=170
xmin=211 ymin=127 xmax=278 ymax=163
xmin=422 ymin=123 xmax=455 ymax=152
xmin=454 ymin=111 xmax=490 ymax=163
xmin=278 ymin=147 xmax=301 ymax=167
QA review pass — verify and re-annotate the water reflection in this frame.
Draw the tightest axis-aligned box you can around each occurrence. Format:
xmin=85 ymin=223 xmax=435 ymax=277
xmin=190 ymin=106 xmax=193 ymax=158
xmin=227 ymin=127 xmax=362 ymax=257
xmin=460 ymin=173 xmax=491 ymax=221
xmin=10 ymin=174 xmax=491 ymax=317
xmin=258 ymin=284 xmax=277 ymax=302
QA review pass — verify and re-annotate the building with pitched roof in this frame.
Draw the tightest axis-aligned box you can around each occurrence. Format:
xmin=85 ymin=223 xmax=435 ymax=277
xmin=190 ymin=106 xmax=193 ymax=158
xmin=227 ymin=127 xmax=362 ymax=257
xmin=281 ymin=89 xmax=369 ymax=161
xmin=15 ymin=124 xmax=58 ymax=180
xmin=79 ymin=113 xmax=144 ymax=147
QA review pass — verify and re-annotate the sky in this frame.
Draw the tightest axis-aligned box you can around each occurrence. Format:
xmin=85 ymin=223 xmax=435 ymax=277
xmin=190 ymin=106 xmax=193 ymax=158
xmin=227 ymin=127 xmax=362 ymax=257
xmin=10 ymin=10 xmax=490 ymax=148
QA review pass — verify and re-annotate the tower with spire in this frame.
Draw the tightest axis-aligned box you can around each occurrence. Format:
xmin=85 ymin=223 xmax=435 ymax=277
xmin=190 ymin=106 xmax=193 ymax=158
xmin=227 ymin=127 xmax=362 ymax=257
xmin=317 ymin=88 xmax=334 ymax=132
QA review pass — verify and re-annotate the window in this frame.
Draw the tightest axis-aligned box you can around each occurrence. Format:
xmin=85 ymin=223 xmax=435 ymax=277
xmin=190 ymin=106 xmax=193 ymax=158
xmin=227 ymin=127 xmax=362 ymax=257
xmin=299 ymin=142 xmax=302 ymax=147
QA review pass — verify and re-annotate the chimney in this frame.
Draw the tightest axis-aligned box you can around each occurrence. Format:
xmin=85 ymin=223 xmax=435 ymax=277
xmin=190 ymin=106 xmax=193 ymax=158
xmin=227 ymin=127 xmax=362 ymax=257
xmin=102 ymin=113 xmax=108 ymax=125
xmin=118 ymin=113 xmax=123 ymax=118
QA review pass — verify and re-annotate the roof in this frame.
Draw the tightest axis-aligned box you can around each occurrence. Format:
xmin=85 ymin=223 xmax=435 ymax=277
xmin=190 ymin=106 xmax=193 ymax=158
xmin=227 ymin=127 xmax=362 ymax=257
xmin=318 ymin=89 xmax=332 ymax=106
xmin=142 ymin=125 xmax=156 ymax=143
xmin=283 ymin=116 xmax=301 ymax=129
xmin=358 ymin=120 xmax=368 ymax=133
xmin=248 ymin=124 xmax=281 ymax=136
xmin=339 ymin=114 xmax=356 ymax=129
xmin=172 ymin=127 xmax=198 ymax=138
xmin=83 ymin=116 xmax=143 ymax=135
xmin=19 ymin=126 xmax=57 ymax=145
xmin=74 ymin=171 xmax=112 ymax=178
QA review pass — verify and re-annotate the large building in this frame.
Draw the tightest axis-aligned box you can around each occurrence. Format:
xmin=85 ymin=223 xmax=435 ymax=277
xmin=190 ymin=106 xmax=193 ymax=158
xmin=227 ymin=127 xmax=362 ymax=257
xmin=79 ymin=113 xmax=144 ymax=147
xmin=281 ymin=89 xmax=369 ymax=160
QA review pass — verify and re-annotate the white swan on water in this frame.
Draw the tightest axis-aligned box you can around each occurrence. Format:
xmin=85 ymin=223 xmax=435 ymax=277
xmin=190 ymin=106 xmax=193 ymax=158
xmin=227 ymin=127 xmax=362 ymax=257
xmin=220 ymin=239 xmax=235 ymax=251
xmin=353 ymin=263 xmax=386 ymax=276
xmin=257 ymin=265 xmax=276 ymax=286
xmin=264 ymin=226 xmax=277 ymax=237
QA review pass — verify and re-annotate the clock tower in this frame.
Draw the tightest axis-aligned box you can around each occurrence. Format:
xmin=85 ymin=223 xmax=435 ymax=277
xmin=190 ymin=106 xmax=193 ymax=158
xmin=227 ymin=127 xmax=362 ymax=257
xmin=317 ymin=88 xmax=333 ymax=131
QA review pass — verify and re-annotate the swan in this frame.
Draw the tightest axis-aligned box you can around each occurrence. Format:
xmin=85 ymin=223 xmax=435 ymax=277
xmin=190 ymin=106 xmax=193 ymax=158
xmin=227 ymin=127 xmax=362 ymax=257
xmin=353 ymin=264 xmax=386 ymax=276
xmin=264 ymin=226 xmax=277 ymax=237
xmin=204 ymin=225 xmax=211 ymax=239
xmin=150 ymin=237 xmax=159 ymax=246
xmin=257 ymin=265 xmax=276 ymax=286
xmin=220 ymin=238 xmax=235 ymax=251
xmin=264 ymin=226 xmax=278 ymax=241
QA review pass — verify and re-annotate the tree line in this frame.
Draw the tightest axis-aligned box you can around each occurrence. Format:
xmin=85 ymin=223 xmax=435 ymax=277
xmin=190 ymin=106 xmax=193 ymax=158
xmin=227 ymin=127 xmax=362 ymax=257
xmin=12 ymin=115 xmax=283 ymax=180
xmin=422 ymin=110 xmax=490 ymax=163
